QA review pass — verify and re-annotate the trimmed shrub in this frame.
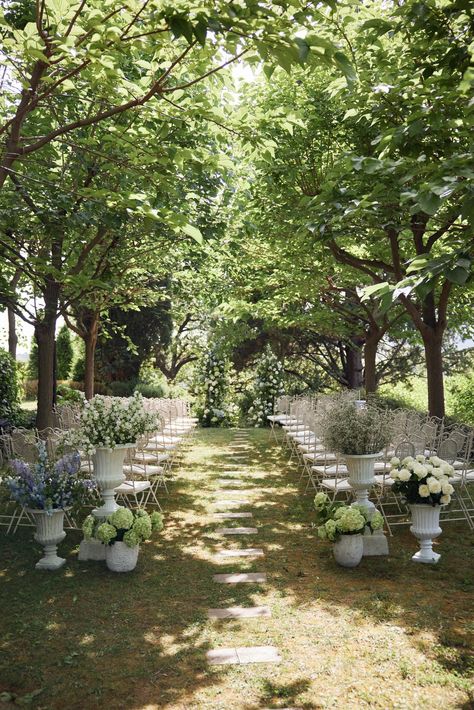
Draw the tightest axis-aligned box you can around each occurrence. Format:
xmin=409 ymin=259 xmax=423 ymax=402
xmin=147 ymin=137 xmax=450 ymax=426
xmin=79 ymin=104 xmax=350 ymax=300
xmin=27 ymin=337 xmax=38 ymax=379
xmin=24 ymin=379 xmax=38 ymax=400
xmin=56 ymin=325 xmax=74 ymax=379
xmin=57 ymin=383 xmax=85 ymax=405
xmin=107 ymin=380 xmax=137 ymax=397
xmin=135 ymin=383 xmax=166 ymax=398
xmin=447 ymin=374 xmax=474 ymax=425
xmin=0 ymin=348 xmax=21 ymax=421
xmin=72 ymin=355 xmax=86 ymax=382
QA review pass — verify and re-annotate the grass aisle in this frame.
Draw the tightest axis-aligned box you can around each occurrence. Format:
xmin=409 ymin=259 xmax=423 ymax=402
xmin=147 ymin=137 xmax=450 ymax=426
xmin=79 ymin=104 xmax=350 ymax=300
xmin=0 ymin=428 xmax=473 ymax=709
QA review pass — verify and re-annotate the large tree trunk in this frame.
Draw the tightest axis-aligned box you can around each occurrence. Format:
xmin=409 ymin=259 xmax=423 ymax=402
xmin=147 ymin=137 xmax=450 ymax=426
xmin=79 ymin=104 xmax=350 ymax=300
xmin=364 ymin=335 xmax=379 ymax=394
xmin=83 ymin=312 xmax=100 ymax=400
xmin=345 ymin=338 xmax=364 ymax=390
xmin=422 ymin=330 xmax=445 ymax=418
xmin=36 ymin=282 xmax=59 ymax=430
xmin=7 ymin=307 xmax=17 ymax=360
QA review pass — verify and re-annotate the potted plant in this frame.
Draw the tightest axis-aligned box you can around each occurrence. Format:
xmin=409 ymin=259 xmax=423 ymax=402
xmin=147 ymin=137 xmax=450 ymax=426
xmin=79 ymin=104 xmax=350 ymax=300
xmin=5 ymin=441 xmax=92 ymax=570
xmin=390 ymin=454 xmax=454 ymax=564
xmin=320 ymin=399 xmax=392 ymax=512
xmin=314 ymin=492 xmax=384 ymax=567
xmin=65 ymin=393 xmax=158 ymax=517
xmin=82 ymin=508 xmax=164 ymax=572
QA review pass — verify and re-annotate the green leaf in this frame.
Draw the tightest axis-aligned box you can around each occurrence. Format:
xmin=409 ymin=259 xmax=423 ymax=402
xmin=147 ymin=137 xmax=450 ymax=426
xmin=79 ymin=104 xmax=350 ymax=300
xmin=418 ymin=192 xmax=441 ymax=215
xmin=194 ymin=21 xmax=207 ymax=46
xmin=334 ymin=51 xmax=357 ymax=84
xmin=294 ymin=37 xmax=310 ymax=63
xmin=182 ymin=224 xmax=203 ymax=244
xmin=446 ymin=266 xmax=470 ymax=285
xmin=169 ymin=16 xmax=194 ymax=45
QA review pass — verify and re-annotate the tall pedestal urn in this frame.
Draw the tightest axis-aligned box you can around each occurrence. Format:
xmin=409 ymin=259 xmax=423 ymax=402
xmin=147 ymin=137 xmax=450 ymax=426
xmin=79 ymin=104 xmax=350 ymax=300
xmin=79 ymin=444 xmax=133 ymax=562
xmin=28 ymin=509 xmax=67 ymax=570
xmin=409 ymin=504 xmax=442 ymax=564
xmin=92 ymin=444 xmax=133 ymax=518
xmin=345 ymin=453 xmax=389 ymax=556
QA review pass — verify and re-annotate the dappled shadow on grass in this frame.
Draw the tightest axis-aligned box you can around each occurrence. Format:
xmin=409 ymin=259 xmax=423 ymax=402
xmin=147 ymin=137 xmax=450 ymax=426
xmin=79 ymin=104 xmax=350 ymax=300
xmin=1 ymin=427 xmax=473 ymax=709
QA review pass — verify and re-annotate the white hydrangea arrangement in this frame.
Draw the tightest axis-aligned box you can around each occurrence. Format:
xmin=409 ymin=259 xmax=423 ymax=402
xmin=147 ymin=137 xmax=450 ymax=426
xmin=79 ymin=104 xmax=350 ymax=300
xmin=64 ymin=392 xmax=158 ymax=455
xmin=390 ymin=455 xmax=455 ymax=505
xmin=82 ymin=508 xmax=163 ymax=548
xmin=248 ymin=345 xmax=285 ymax=427
xmin=314 ymin=491 xmax=384 ymax=542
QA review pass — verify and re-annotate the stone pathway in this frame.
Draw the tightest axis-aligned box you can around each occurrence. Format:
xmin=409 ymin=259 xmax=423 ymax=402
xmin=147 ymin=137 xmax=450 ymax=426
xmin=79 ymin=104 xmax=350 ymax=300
xmin=206 ymin=428 xmax=281 ymax=667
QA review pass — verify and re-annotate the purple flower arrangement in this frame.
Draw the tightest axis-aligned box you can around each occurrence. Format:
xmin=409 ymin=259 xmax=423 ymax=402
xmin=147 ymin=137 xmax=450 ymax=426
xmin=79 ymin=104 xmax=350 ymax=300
xmin=6 ymin=441 xmax=93 ymax=514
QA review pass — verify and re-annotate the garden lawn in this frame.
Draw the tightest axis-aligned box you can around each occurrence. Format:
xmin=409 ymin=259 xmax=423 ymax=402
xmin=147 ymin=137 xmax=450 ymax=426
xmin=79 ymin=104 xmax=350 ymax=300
xmin=1 ymin=428 xmax=473 ymax=709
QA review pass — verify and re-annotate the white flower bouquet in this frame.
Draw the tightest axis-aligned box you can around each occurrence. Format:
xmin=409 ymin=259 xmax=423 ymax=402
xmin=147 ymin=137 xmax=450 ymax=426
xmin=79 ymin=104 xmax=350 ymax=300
xmin=390 ymin=455 xmax=455 ymax=505
xmin=65 ymin=392 xmax=158 ymax=455
xmin=314 ymin=492 xmax=384 ymax=542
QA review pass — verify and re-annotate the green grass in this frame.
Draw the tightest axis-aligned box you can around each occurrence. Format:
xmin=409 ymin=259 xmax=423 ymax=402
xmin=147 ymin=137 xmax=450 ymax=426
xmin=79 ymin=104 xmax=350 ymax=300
xmin=0 ymin=428 xmax=473 ymax=709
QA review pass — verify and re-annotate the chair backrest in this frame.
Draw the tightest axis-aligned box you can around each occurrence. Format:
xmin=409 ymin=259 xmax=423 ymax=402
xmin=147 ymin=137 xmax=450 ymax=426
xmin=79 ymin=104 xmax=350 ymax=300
xmin=437 ymin=437 xmax=459 ymax=465
xmin=394 ymin=440 xmax=415 ymax=460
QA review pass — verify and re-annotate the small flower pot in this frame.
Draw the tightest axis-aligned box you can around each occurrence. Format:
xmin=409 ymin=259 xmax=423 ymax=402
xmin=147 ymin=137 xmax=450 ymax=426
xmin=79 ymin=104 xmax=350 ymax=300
xmin=27 ymin=508 xmax=67 ymax=570
xmin=333 ymin=533 xmax=364 ymax=568
xmin=409 ymin=504 xmax=442 ymax=564
xmin=105 ymin=542 xmax=139 ymax=572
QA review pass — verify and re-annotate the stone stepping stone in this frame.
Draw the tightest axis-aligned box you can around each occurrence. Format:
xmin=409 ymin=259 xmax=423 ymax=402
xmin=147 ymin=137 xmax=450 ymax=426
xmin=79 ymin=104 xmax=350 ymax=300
xmin=217 ymin=490 xmax=251 ymax=496
xmin=216 ymin=548 xmax=264 ymax=558
xmin=208 ymin=606 xmax=270 ymax=619
xmin=214 ymin=499 xmax=249 ymax=506
xmin=213 ymin=572 xmax=266 ymax=584
xmin=213 ymin=512 xmax=253 ymax=519
xmin=207 ymin=646 xmax=281 ymax=665
xmin=216 ymin=527 xmax=258 ymax=535
xmin=217 ymin=479 xmax=245 ymax=485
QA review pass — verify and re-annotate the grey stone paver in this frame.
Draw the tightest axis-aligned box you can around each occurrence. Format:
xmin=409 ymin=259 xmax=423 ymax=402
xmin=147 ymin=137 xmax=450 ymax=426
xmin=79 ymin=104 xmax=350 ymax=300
xmin=206 ymin=648 xmax=238 ymax=665
xmin=207 ymin=606 xmax=271 ymax=619
xmin=216 ymin=548 xmax=264 ymax=557
xmin=216 ymin=527 xmax=258 ymax=535
xmin=213 ymin=572 xmax=266 ymax=584
xmin=216 ymin=489 xmax=251 ymax=496
xmin=213 ymin=512 xmax=253 ymax=519
xmin=216 ymin=479 xmax=245 ymax=486
xmin=214 ymin=499 xmax=249 ymax=506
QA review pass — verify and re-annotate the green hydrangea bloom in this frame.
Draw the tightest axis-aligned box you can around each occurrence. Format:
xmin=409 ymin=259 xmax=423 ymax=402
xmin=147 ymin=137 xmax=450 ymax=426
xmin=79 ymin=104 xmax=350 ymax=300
xmin=82 ymin=514 xmax=95 ymax=540
xmin=123 ymin=529 xmax=140 ymax=548
xmin=314 ymin=492 xmax=329 ymax=511
xmin=324 ymin=518 xmax=338 ymax=541
xmin=108 ymin=508 xmax=134 ymax=530
xmin=370 ymin=510 xmax=384 ymax=531
xmin=150 ymin=511 xmax=164 ymax=531
xmin=335 ymin=507 xmax=366 ymax=534
xmin=317 ymin=525 xmax=327 ymax=539
xmin=132 ymin=514 xmax=152 ymax=540
xmin=96 ymin=522 xmax=117 ymax=545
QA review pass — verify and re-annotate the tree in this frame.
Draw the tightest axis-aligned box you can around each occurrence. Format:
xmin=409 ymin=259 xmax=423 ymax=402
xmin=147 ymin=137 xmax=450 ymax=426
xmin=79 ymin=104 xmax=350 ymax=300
xmin=56 ymin=324 xmax=73 ymax=379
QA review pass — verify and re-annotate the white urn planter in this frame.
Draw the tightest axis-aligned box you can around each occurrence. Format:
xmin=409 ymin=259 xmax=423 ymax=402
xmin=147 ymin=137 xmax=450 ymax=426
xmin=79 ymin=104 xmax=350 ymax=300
xmin=345 ymin=453 xmax=380 ymax=512
xmin=28 ymin=508 xmax=67 ymax=570
xmin=345 ymin=453 xmax=389 ymax=556
xmin=105 ymin=542 xmax=139 ymax=572
xmin=92 ymin=444 xmax=134 ymax=518
xmin=333 ymin=534 xmax=363 ymax=567
xmin=409 ymin=504 xmax=443 ymax=564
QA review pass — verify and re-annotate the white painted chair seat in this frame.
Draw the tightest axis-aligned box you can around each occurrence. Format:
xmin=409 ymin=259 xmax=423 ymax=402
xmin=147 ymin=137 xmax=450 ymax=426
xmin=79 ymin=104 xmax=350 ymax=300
xmin=312 ymin=464 xmax=348 ymax=476
xmin=115 ymin=480 xmax=150 ymax=494
xmin=320 ymin=478 xmax=352 ymax=492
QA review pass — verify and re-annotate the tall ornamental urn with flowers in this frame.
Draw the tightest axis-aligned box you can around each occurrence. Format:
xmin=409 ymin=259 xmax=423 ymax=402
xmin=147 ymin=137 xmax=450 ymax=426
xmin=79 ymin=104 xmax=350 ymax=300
xmin=314 ymin=493 xmax=385 ymax=567
xmin=6 ymin=441 xmax=91 ymax=570
xmin=65 ymin=393 xmax=158 ymax=518
xmin=390 ymin=454 xmax=454 ymax=564
xmin=320 ymin=398 xmax=392 ymax=555
xmin=82 ymin=508 xmax=164 ymax=572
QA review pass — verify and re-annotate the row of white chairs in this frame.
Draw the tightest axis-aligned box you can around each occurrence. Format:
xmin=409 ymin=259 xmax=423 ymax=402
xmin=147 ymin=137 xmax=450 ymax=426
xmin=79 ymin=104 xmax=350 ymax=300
xmin=269 ymin=395 xmax=474 ymax=533
xmin=0 ymin=398 xmax=197 ymax=532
